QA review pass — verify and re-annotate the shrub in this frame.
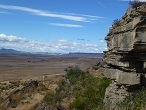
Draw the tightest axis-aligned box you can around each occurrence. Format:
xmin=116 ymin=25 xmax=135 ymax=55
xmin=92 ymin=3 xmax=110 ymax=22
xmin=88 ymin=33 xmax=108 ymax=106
xmin=11 ymin=100 xmax=18 ymax=108
xmin=117 ymin=87 xmax=146 ymax=110
xmin=113 ymin=19 xmax=121 ymax=27
xmin=129 ymin=0 xmax=146 ymax=8
xmin=43 ymin=93 xmax=54 ymax=105
xmin=72 ymin=76 xmax=111 ymax=110
xmin=65 ymin=66 xmax=111 ymax=109
xmin=9 ymin=81 xmax=20 ymax=87
xmin=65 ymin=66 xmax=87 ymax=85
xmin=42 ymin=66 xmax=111 ymax=109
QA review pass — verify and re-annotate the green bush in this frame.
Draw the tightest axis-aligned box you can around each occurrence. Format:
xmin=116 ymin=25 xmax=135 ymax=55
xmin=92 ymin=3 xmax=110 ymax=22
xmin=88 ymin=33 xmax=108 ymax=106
xmin=71 ymin=76 xmax=111 ymax=110
xmin=42 ymin=66 xmax=111 ymax=109
xmin=65 ymin=66 xmax=111 ymax=110
xmin=65 ymin=66 xmax=87 ymax=84
xmin=43 ymin=93 xmax=54 ymax=105
xmin=117 ymin=87 xmax=146 ymax=110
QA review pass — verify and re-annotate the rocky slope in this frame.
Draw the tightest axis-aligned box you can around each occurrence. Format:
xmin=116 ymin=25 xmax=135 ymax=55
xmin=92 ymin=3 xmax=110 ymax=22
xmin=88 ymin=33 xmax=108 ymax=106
xmin=103 ymin=1 xmax=146 ymax=107
xmin=0 ymin=74 xmax=64 ymax=110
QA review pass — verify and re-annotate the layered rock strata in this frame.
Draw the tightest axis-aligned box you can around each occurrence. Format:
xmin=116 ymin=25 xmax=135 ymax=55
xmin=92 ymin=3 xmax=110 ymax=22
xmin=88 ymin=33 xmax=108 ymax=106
xmin=103 ymin=4 xmax=146 ymax=105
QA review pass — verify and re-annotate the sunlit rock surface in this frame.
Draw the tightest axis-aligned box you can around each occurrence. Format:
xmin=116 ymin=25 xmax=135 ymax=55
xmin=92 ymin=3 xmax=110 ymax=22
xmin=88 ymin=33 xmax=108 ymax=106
xmin=103 ymin=4 xmax=146 ymax=106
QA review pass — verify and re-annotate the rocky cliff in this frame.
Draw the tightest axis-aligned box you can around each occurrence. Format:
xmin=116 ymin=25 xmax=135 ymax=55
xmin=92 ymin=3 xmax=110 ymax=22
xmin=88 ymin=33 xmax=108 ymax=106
xmin=103 ymin=2 xmax=146 ymax=106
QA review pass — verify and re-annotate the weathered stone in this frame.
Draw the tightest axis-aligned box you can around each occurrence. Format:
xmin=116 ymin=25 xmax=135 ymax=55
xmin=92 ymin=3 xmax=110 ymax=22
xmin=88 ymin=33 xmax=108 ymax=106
xmin=35 ymin=103 xmax=45 ymax=110
xmin=104 ymin=68 xmax=140 ymax=85
xmin=104 ymin=82 xmax=129 ymax=109
xmin=103 ymin=3 xmax=146 ymax=106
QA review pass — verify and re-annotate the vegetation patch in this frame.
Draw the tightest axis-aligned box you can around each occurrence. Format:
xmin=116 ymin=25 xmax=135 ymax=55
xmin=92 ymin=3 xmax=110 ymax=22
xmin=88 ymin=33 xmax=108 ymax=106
xmin=117 ymin=87 xmax=146 ymax=110
xmin=43 ymin=66 xmax=111 ymax=109
xmin=129 ymin=0 xmax=146 ymax=8
xmin=113 ymin=19 xmax=121 ymax=27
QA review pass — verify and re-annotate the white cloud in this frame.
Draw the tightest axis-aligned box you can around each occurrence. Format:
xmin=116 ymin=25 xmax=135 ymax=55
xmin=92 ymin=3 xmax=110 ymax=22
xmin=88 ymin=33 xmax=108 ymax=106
xmin=50 ymin=23 xmax=83 ymax=28
xmin=99 ymin=39 xmax=105 ymax=43
xmin=0 ymin=4 xmax=103 ymax=22
xmin=63 ymin=12 xmax=103 ymax=19
xmin=0 ymin=34 xmax=106 ymax=53
xmin=0 ymin=11 xmax=10 ymax=14
xmin=0 ymin=34 xmax=28 ymax=42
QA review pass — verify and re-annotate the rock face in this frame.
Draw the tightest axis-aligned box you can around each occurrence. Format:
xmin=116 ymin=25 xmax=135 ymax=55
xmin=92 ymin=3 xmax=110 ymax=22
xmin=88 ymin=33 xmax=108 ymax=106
xmin=103 ymin=3 xmax=146 ymax=106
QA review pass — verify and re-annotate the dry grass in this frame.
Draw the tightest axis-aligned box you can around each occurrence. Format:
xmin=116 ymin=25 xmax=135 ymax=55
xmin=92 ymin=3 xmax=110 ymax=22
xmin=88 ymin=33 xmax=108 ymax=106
xmin=0 ymin=74 xmax=65 ymax=110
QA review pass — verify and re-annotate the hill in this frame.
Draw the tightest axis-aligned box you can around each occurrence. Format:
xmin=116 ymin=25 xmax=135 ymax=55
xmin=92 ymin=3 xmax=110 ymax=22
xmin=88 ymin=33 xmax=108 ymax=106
xmin=0 ymin=48 xmax=22 ymax=54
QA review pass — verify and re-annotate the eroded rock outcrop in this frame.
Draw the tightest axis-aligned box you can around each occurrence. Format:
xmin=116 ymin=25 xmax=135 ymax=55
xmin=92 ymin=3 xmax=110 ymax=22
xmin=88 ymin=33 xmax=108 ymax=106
xmin=103 ymin=3 xmax=146 ymax=106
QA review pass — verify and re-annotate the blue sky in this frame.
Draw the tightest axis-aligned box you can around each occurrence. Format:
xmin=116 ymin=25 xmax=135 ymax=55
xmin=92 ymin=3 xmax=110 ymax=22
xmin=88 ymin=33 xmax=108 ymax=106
xmin=0 ymin=0 xmax=131 ymax=53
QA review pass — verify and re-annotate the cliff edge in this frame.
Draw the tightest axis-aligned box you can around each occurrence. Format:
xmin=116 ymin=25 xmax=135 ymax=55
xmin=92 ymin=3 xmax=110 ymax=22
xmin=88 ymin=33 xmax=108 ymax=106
xmin=103 ymin=1 xmax=146 ymax=106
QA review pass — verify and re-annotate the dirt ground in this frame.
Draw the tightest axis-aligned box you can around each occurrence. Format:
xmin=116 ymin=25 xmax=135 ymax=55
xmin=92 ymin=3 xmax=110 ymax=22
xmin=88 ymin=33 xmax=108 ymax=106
xmin=0 ymin=53 xmax=102 ymax=81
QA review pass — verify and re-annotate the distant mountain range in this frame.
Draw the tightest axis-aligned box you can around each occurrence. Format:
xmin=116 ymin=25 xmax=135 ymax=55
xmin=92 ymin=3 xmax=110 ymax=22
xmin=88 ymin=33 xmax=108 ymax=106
xmin=0 ymin=48 xmax=22 ymax=54
xmin=0 ymin=48 xmax=103 ymax=57
xmin=68 ymin=52 xmax=103 ymax=58
xmin=0 ymin=48 xmax=61 ymax=55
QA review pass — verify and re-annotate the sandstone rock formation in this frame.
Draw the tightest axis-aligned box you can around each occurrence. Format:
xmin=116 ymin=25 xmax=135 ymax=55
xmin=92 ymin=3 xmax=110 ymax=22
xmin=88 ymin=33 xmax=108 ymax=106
xmin=103 ymin=2 xmax=146 ymax=106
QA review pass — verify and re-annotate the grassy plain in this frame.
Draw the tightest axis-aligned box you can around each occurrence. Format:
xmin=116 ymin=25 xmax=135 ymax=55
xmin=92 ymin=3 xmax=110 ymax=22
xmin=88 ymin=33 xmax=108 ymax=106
xmin=0 ymin=53 xmax=102 ymax=81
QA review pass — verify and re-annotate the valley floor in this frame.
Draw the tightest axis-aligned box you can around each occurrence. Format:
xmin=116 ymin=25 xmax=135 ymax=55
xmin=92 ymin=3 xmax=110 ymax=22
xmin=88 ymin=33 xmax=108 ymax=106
xmin=0 ymin=53 xmax=102 ymax=81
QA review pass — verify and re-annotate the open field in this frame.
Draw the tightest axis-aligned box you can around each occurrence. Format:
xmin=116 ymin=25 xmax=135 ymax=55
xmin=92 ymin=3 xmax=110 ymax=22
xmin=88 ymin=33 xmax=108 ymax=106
xmin=0 ymin=53 xmax=102 ymax=81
